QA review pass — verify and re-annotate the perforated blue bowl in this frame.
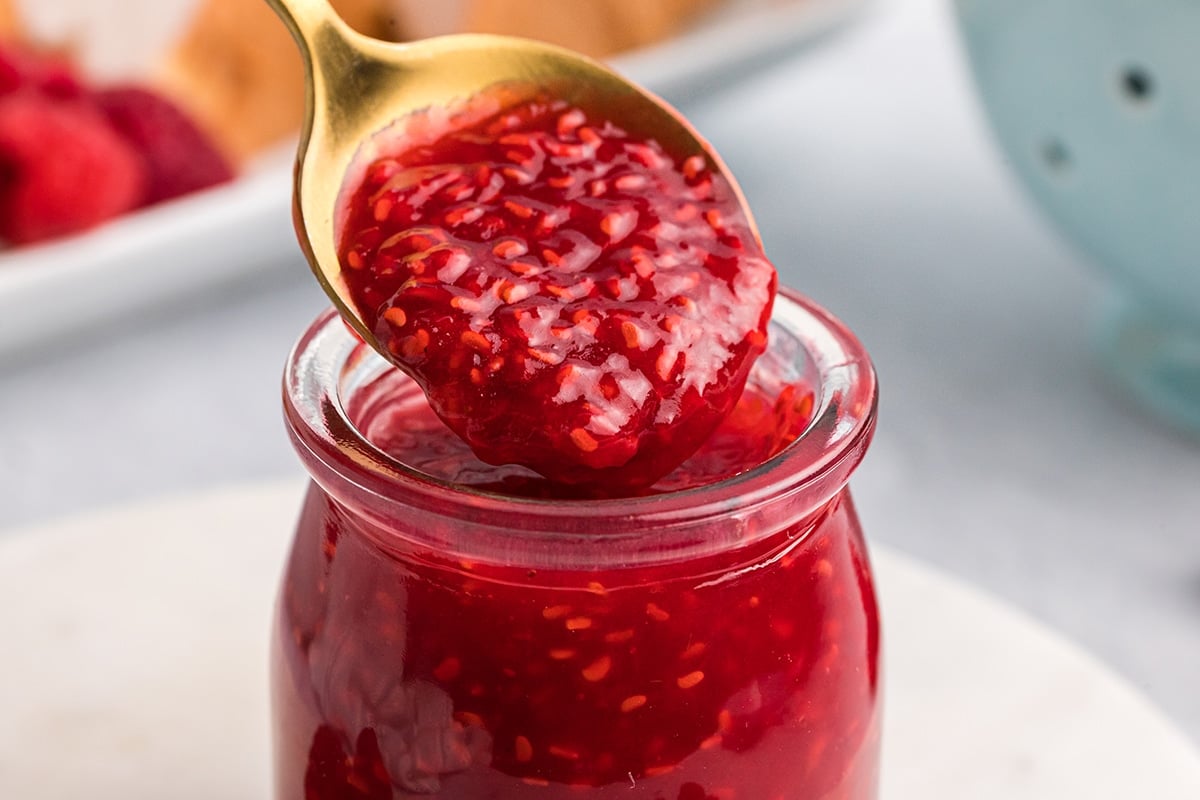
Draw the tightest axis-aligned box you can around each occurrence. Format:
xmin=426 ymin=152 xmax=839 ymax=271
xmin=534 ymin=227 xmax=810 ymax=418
xmin=955 ymin=0 xmax=1200 ymax=432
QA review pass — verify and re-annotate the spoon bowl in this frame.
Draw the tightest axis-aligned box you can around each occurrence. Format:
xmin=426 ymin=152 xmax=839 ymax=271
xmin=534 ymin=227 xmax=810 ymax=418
xmin=266 ymin=0 xmax=757 ymax=347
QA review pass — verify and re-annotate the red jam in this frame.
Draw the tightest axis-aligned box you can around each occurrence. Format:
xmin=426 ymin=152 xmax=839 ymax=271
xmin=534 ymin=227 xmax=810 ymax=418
xmin=344 ymin=364 xmax=815 ymax=499
xmin=337 ymin=93 xmax=776 ymax=490
xmin=274 ymin=327 xmax=881 ymax=799
xmin=282 ymin=76 xmax=877 ymax=800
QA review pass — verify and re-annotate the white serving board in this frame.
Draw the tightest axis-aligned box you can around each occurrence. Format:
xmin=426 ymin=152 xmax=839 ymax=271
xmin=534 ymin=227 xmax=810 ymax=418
xmin=1 ymin=480 xmax=1197 ymax=798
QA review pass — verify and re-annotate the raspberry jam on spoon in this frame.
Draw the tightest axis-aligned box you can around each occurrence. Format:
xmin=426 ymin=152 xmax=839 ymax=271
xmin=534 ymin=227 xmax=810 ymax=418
xmin=266 ymin=0 xmax=771 ymax=488
xmin=338 ymin=94 xmax=775 ymax=489
xmin=271 ymin=2 xmax=880 ymax=798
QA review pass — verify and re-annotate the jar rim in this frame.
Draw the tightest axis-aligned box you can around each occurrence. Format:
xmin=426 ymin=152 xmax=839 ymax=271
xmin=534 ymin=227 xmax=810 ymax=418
xmin=283 ymin=287 xmax=877 ymax=566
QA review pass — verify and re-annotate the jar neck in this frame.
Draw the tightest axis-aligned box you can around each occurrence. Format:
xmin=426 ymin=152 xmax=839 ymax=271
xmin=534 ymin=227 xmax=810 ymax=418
xmin=319 ymin=484 xmax=857 ymax=593
xmin=283 ymin=288 xmax=877 ymax=570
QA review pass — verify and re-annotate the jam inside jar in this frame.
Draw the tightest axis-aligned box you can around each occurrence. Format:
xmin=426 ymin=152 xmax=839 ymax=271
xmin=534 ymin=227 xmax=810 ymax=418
xmin=275 ymin=288 xmax=881 ymax=799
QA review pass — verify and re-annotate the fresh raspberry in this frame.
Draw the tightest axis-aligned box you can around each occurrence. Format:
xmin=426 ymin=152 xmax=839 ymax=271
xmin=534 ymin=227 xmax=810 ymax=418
xmin=0 ymin=92 xmax=145 ymax=245
xmin=95 ymin=86 xmax=233 ymax=205
xmin=0 ymin=44 xmax=85 ymax=100
xmin=339 ymin=95 xmax=776 ymax=490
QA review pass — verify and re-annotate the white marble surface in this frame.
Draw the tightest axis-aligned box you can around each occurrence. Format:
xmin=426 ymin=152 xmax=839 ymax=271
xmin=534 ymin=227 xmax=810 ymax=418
xmin=1 ymin=0 xmax=1198 ymax=753
xmin=3 ymin=481 xmax=1198 ymax=798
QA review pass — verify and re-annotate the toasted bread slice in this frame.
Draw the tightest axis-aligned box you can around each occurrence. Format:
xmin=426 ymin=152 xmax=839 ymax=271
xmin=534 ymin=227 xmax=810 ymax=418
xmin=386 ymin=0 xmax=467 ymax=40
xmin=461 ymin=0 xmax=721 ymax=57
xmin=155 ymin=0 xmax=402 ymax=163
xmin=0 ymin=0 xmax=19 ymax=39
xmin=155 ymin=0 xmax=725 ymax=163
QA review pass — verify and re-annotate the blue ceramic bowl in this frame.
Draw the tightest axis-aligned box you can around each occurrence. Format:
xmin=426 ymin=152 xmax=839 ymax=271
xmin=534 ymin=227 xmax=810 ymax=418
xmin=954 ymin=0 xmax=1200 ymax=432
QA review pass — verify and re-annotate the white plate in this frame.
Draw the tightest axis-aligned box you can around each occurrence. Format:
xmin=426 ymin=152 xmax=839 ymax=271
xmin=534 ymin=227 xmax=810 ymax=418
xmin=0 ymin=0 xmax=868 ymax=359
xmin=1 ymin=480 xmax=1198 ymax=799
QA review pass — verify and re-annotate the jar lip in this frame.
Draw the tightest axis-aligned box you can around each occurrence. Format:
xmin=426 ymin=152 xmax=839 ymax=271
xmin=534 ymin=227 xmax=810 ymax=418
xmin=283 ymin=287 xmax=877 ymax=555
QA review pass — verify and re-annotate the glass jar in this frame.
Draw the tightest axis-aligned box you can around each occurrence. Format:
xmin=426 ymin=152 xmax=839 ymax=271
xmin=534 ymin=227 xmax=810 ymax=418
xmin=275 ymin=288 xmax=881 ymax=799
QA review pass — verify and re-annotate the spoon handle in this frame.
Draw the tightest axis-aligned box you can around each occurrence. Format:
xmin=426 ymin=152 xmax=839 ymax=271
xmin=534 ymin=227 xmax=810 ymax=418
xmin=263 ymin=0 xmax=344 ymax=47
xmin=265 ymin=0 xmax=372 ymax=144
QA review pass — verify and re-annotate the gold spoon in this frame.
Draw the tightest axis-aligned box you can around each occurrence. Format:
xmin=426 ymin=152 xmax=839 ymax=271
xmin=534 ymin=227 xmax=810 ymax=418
xmin=266 ymin=0 xmax=758 ymax=347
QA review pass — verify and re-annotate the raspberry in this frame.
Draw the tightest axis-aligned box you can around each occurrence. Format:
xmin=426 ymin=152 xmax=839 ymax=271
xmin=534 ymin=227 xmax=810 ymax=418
xmin=95 ymin=86 xmax=233 ymax=206
xmin=0 ymin=92 xmax=145 ymax=245
xmin=339 ymin=95 xmax=776 ymax=490
xmin=0 ymin=44 xmax=85 ymax=100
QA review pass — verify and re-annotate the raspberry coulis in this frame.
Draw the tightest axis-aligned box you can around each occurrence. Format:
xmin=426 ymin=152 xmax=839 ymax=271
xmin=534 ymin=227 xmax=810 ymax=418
xmin=337 ymin=93 xmax=776 ymax=490
xmin=273 ymin=366 xmax=881 ymax=799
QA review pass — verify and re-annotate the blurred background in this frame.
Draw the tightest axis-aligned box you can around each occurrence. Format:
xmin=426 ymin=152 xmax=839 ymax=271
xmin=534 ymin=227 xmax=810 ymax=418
xmin=0 ymin=0 xmax=1197 ymax=762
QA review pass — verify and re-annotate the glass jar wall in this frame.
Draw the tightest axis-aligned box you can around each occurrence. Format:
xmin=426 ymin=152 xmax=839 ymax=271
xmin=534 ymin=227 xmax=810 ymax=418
xmin=275 ymin=289 xmax=880 ymax=799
